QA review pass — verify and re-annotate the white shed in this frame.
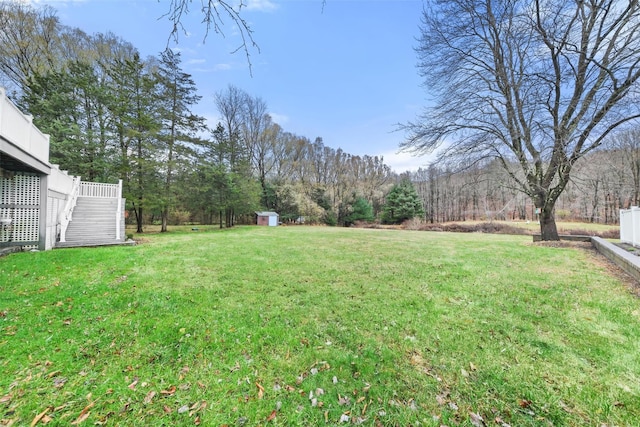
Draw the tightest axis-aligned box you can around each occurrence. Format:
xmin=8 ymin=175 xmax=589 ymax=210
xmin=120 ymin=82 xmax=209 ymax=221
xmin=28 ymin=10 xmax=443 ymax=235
xmin=255 ymin=211 xmax=279 ymax=226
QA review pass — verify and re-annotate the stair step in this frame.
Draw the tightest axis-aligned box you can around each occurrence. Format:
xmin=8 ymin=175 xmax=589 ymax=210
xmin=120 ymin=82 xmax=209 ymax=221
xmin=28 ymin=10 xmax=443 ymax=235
xmin=61 ymin=197 xmax=125 ymax=246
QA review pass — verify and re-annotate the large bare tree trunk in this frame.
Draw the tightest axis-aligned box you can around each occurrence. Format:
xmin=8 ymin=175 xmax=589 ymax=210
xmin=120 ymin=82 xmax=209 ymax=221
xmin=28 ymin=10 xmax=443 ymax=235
xmin=539 ymin=206 xmax=559 ymax=241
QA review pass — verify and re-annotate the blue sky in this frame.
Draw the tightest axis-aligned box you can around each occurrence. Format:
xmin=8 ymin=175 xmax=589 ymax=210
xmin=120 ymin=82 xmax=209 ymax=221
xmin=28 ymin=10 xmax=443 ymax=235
xmin=34 ymin=0 xmax=433 ymax=172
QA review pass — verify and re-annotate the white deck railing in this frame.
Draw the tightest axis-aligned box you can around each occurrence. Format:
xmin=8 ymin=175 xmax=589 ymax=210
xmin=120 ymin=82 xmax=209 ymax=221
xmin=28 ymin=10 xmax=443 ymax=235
xmin=0 ymin=87 xmax=50 ymax=163
xmin=79 ymin=181 xmax=120 ymax=198
xmin=59 ymin=176 xmax=81 ymax=243
xmin=620 ymin=206 xmax=640 ymax=247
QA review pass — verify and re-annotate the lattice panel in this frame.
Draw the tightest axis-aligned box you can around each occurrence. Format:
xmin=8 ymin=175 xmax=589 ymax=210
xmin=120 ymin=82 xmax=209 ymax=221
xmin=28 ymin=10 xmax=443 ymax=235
xmin=0 ymin=207 xmax=10 ymax=242
xmin=0 ymin=173 xmax=41 ymax=245
xmin=11 ymin=208 xmax=39 ymax=242
xmin=14 ymin=174 xmax=40 ymax=206
xmin=0 ymin=177 xmax=10 ymax=205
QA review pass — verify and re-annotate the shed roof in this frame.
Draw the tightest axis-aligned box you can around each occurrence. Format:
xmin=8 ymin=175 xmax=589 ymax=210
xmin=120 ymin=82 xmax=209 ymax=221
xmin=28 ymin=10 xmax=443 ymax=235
xmin=255 ymin=211 xmax=279 ymax=217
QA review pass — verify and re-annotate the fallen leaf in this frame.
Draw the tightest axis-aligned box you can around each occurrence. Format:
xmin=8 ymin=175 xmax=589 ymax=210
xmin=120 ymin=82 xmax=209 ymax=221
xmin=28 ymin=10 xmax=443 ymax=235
xmin=470 ymin=362 xmax=477 ymax=371
xmin=256 ymin=382 xmax=265 ymax=399
xmin=177 ymin=405 xmax=189 ymax=414
xmin=339 ymin=414 xmax=351 ymax=423
xmin=30 ymin=407 xmax=50 ymax=427
xmin=71 ymin=411 xmax=90 ymax=425
xmin=189 ymin=401 xmax=207 ymax=417
xmin=338 ymin=395 xmax=351 ymax=406
xmin=519 ymin=399 xmax=532 ymax=408
xmin=0 ymin=394 xmax=11 ymax=404
xmin=266 ymin=410 xmax=277 ymax=422
xmin=71 ymin=401 xmax=95 ymax=425
xmin=495 ymin=417 xmax=512 ymax=427
xmin=52 ymin=377 xmax=67 ymax=388
xmin=194 ymin=416 xmax=201 ymax=425
xmin=143 ymin=391 xmax=156 ymax=404
xmin=469 ymin=412 xmax=485 ymax=427
xmin=161 ymin=386 xmax=176 ymax=396
xmin=127 ymin=378 xmax=138 ymax=390
xmin=461 ymin=368 xmax=469 ymax=378
xmin=47 ymin=371 xmax=61 ymax=379
xmin=163 ymin=405 xmax=172 ymax=414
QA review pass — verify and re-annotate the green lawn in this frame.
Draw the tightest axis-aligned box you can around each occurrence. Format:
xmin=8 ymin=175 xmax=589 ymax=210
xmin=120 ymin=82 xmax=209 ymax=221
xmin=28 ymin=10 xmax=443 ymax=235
xmin=1 ymin=226 xmax=639 ymax=426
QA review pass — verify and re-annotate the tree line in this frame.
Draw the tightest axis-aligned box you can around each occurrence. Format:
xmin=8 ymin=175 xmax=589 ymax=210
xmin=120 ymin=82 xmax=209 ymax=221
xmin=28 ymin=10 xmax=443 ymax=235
xmin=2 ymin=2 xmax=639 ymax=233
xmin=0 ymin=2 xmax=399 ymax=231
xmin=409 ymin=128 xmax=640 ymax=226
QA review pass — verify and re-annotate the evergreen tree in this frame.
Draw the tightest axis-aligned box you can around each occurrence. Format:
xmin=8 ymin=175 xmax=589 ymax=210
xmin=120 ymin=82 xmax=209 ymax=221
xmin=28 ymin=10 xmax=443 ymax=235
xmin=107 ymin=52 xmax=162 ymax=233
xmin=21 ymin=61 xmax=112 ymax=181
xmin=344 ymin=197 xmax=374 ymax=226
xmin=155 ymin=48 xmax=206 ymax=232
xmin=382 ymin=179 xmax=424 ymax=224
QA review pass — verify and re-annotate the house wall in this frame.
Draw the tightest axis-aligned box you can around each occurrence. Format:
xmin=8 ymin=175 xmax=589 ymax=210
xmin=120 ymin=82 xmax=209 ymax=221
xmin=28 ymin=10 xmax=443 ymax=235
xmin=49 ymin=165 xmax=75 ymax=194
xmin=257 ymin=215 xmax=269 ymax=226
xmin=0 ymin=87 xmax=50 ymax=175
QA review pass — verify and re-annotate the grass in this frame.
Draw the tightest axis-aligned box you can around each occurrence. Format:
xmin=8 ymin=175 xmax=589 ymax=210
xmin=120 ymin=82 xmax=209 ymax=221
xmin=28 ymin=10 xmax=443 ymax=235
xmin=1 ymin=226 xmax=639 ymax=426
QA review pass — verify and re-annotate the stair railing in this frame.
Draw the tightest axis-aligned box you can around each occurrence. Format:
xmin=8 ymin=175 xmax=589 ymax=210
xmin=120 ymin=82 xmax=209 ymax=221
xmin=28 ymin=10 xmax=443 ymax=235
xmin=59 ymin=176 xmax=81 ymax=243
xmin=115 ymin=179 xmax=122 ymax=240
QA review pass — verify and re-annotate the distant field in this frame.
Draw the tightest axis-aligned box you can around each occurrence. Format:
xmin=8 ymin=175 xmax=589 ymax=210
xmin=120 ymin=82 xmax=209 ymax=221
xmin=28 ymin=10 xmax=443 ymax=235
xmin=1 ymin=226 xmax=638 ymax=426
xmin=501 ymin=220 xmax=619 ymax=234
xmin=131 ymin=219 xmax=620 ymax=235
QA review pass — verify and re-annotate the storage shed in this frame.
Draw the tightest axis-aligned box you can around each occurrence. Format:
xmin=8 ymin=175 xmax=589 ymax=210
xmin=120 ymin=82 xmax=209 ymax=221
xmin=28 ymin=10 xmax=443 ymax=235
xmin=255 ymin=211 xmax=279 ymax=226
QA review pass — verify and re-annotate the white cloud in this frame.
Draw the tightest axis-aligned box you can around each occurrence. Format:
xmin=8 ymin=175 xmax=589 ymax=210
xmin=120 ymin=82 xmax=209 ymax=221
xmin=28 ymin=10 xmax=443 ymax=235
xmin=192 ymin=63 xmax=233 ymax=72
xmin=378 ymin=150 xmax=436 ymax=173
xmin=244 ymin=0 xmax=278 ymax=12
xmin=187 ymin=58 xmax=207 ymax=65
xmin=171 ymin=47 xmax=199 ymax=55
xmin=268 ymin=112 xmax=289 ymax=125
xmin=25 ymin=0 xmax=86 ymax=5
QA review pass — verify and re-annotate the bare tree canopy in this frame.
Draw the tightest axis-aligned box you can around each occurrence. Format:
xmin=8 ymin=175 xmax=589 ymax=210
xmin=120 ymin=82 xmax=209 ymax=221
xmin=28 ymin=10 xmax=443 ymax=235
xmin=163 ymin=0 xmax=258 ymax=69
xmin=401 ymin=0 xmax=640 ymax=240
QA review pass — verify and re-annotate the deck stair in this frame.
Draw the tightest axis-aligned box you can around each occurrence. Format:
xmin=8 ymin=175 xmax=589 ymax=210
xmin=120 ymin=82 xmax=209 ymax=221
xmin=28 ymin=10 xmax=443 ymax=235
xmin=55 ymin=196 xmax=128 ymax=248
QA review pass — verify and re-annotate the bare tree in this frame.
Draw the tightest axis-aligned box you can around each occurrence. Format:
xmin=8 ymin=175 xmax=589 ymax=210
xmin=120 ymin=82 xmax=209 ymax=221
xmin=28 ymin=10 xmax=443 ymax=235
xmin=163 ymin=0 xmax=258 ymax=71
xmin=607 ymin=127 xmax=640 ymax=207
xmin=215 ymin=85 xmax=249 ymax=168
xmin=401 ymin=0 xmax=640 ymax=240
xmin=0 ymin=3 xmax=63 ymax=94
